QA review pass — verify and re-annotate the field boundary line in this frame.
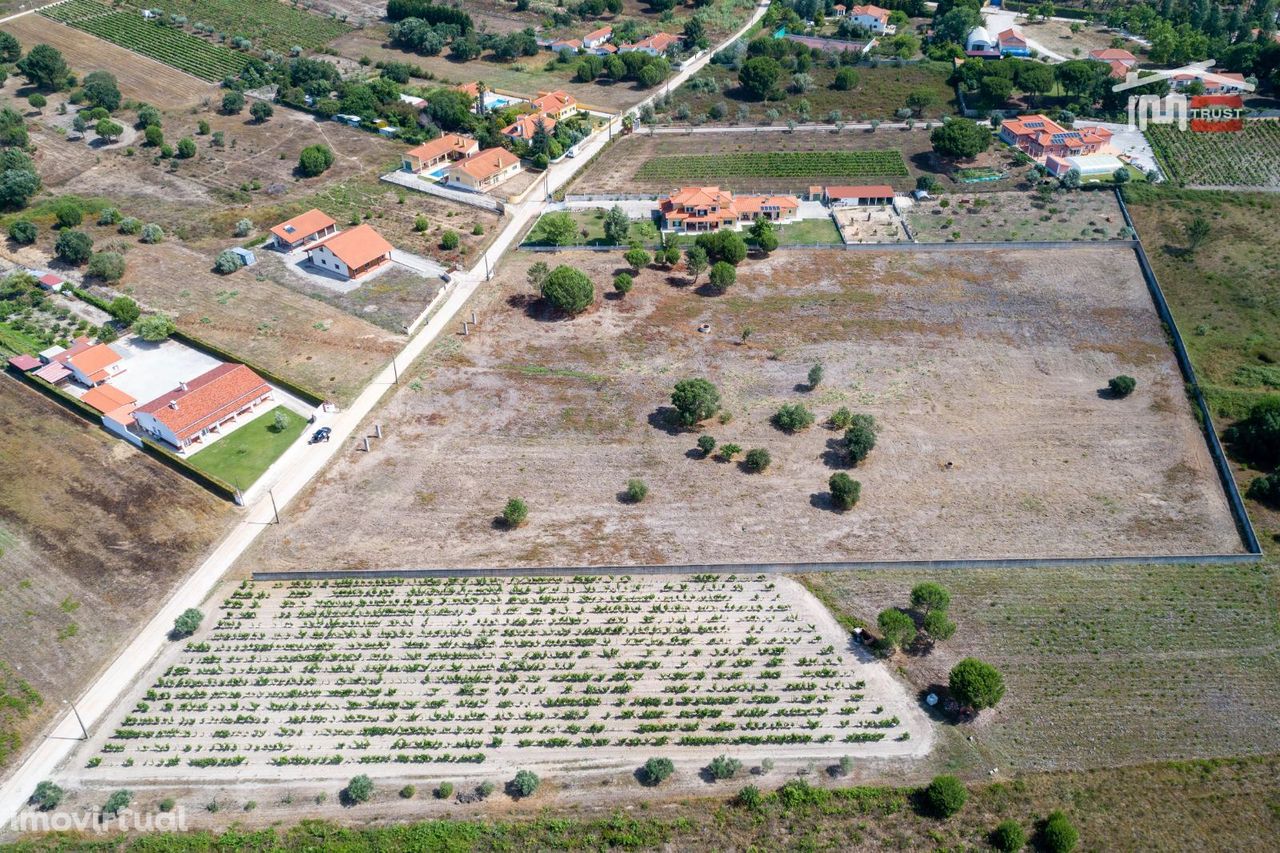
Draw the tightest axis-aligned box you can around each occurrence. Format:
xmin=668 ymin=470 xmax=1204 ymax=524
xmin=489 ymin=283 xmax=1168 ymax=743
xmin=252 ymin=551 xmax=1259 ymax=581
xmin=1115 ymin=188 xmax=1262 ymax=556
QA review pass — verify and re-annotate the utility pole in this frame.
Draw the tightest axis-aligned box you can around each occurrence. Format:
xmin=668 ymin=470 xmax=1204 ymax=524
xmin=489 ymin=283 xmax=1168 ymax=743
xmin=269 ymin=489 xmax=280 ymax=525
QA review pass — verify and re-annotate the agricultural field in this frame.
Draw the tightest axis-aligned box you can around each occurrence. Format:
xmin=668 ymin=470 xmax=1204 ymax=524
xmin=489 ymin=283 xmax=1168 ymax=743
xmin=908 ymin=190 xmax=1131 ymax=243
xmin=140 ymin=0 xmax=350 ymax=53
xmin=1146 ymin=120 xmax=1280 ymax=188
xmin=803 ymin=562 xmax=1280 ymax=774
xmin=634 ymin=150 xmax=908 ymax=182
xmin=57 ymin=575 xmax=929 ymax=792
xmin=0 ymin=377 xmax=229 ymax=774
xmin=574 ymin=130 xmax=940 ymax=195
xmin=0 ymin=16 xmax=217 ymax=109
xmin=661 ymin=61 xmax=958 ymax=126
xmin=1124 ymin=185 xmax=1280 ymax=539
xmin=39 ymin=0 xmax=249 ymax=82
xmin=245 ymin=246 xmax=1242 ymax=573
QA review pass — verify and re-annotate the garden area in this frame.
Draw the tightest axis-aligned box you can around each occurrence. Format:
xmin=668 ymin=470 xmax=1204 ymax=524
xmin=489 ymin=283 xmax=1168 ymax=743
xmin=634 ymin=150 xmax=908 ymax=182
xmin=186 ymin=405 xmax=308 ymax=490
xmin=65 ymin=575 xmax=928 ymax=786
xmin=1146 ymin=120 xmax=1280 ymax=189
xmin=906 ymin=190 xmax=1131 ymax=243
xmin=522 ymin=209 xmax=659 ymax=247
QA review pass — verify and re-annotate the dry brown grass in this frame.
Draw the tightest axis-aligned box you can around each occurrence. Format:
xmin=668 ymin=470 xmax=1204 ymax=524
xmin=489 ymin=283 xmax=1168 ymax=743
xmin=243 ymin=245 xmax=1241 ymax=574
xmin=0 ymin=377 xmax=229 ymax=772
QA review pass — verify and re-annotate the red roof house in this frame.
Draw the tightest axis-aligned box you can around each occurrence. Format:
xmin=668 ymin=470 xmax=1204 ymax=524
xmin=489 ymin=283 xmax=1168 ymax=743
xmin=133 ymin=363 xmax=273 ymax=450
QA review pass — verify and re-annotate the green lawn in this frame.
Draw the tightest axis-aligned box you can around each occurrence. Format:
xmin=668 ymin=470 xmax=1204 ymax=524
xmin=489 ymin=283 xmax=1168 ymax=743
xmin=187 ymin=406 xmax=306 ymax=490
xmin=0 ymin=323 xmax=45 ymax=358
xmin=523 ymin=209 xmax=659 ymax=246
xmin=777 ymin=217 xmax=841 ymax=245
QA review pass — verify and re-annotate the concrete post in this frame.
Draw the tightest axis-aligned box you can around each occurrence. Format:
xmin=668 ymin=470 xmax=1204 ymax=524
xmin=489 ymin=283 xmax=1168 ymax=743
xmin=363 ymin=437 xmax=370 ymax=452
xmin=375 ymin=424 xmax=382 ymax=439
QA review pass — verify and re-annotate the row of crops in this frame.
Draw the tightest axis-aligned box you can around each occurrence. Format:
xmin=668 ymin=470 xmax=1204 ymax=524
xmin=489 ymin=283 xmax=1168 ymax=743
xmin=142 ymin=0 xmax=350 ymax=53
xmin=1146 ymin=120 xmax=1280 ymax=189
xmin=635 ymin=151 xmax=910 ymax=181
xmin=82 ymin=576 xmax=917 ymax=776
xmin=39 ymin=0 xmax=113 ymax=23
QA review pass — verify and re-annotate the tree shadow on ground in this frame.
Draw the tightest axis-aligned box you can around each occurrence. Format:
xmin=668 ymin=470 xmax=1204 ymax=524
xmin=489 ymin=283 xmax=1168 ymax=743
xmin=647 ymin=406 xmax=684 ymax=436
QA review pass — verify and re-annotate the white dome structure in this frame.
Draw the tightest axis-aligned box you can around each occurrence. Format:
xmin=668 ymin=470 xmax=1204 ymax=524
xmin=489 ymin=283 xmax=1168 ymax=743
xmin=966 ymin=25 xmax=995 ymax=52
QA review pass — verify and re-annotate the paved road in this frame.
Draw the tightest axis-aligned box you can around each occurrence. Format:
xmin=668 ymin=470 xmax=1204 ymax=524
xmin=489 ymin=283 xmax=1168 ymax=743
xmin=0 ymin=0 xmax=772 ymax=826
xmin=644 ymin=121 xmax=930 ymax=133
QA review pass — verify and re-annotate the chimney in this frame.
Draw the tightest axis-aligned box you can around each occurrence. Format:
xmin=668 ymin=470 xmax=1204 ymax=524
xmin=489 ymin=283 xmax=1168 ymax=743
xmin=169 ymin=400 xmax=179 ymax=411
xmin=178 ymin=381 xmax=188 ymax=391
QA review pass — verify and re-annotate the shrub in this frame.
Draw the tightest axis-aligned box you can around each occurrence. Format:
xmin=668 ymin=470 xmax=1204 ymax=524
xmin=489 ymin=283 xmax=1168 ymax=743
xmin=671 ymin=378 xmax=720 ymax=426
xmin=743 ymin=448 xmax=770 ymax=472
xmin=250 ymin=100 xmax=274 ymax=123
xmin=118 ymin=217 xmax=143 ymax=235
xmin=399 ymin=785 xmax=415 ymax=799
xmin=102 ymin=789 xmax=131 ymax=816
xmin=734 ymin=784 xmax=762 ymax=809
xmin=1226 ymin=396 xmax=1280 ymax=467
xmin=140 ymin=223 xmax=165 ymax=244
xmin=834 ymin=67 xmax=859 ymax=90
xmin=696 ymin=435 xmax=716 ymax=457
xmin=706 ymin=754 xmax=741 ymax=780
xmin=54 ymin=200 xmax=83 ymax=228
xmin=507 ymin=769 xmax=539 ymax=798
xmin=708 ymin=260 xmax=736 ymax=292
xmin=829 ymin=472 xmax=860 ymax=510
xmin=108 ymin=296 xmax=140 ymax=324
xmin=910 ymin=582 xmax=951 ymax=614
xmin=773 ymin=403 xmax=815 ymax=432
xmin=298 ymin=144 xmax=335 ymax=177
xmin=1042 ymin=811 xmax=1079 ymax=852
xmin=29 ymin=781 xmax=64 ymax=811
xmin=990 ymin=819 xmax=1026 ymax=852
xmin=922 ymin=609 xmax=956 ymax=642
xmin=87 ymin=251 xmax=125 ymax=282
xmin=214 ymin=249 xmax=245 ymax=274
xmin=135 ymin=314 xmax=176 ymax=341
xmin=158 ymin=798 xmax=175 ymax=812
xmin=478 ymin=781 xmax=495 ymax=798
xmin=625 ymin=478 xmax=648 ymax=503
xmin=1247 ymin=471 xmax=1280 ymax=506
xmin=221 ymin=91 xmax=245 ymax=114
xmin=98 ymin=207 xmax=121 ymax=226
xmin=176 ymin=137 xmax=196 ymax=159
xmin=613 ymin=272 xmax=633 ymax=295
xmin=54 ymin=230 xmax=93 ymax=265
xmin=922 ymin=775 xmax=967 ymax=818
xmin=641 ymin=756 xmax=674 ymax=785
xmin=1108 ymin=374 xmax=1136 ymax=397
xmin=234 ymin=218 xmax=253 ymax=237
xmin=949 ymin=658 xmax=1005 ymax=710
xmin=440 ymin=229 xmax=460 ymax=250
xmin=839 ymin=755 xmax=854 ymax=776
xmin=807 ymin=363 xmax=823 ymax=388
xmin=623 ymin=247 xmax=650 ymax=271
xmin=172 ymin=608 xmax=203 ymax=637
xmin=718 ymin=442 xmax=742 ymax=461
xmin=472 ymin=223 xmax=484 ymax=235
xmin=434 ymin=781 xmax=453 ymax=799
xmin=541 ymin=265 xmax=594 ymax=315
xmin=27 ymin=93 xmax=46 ymax=110
xmin=344 ymin=774 xmax=373 ymax=804
xmin=144 ymin=124 xmax=164 ymax=147
xmin=502 ymin=498 xmax=528 ymax=528
xmin=8 ymin=220 xmax=36 ymax=244
xmin=844 ymin=418 xmax=878 ymax=464
xmin=877 ymin=608 xmax=915 ymax=651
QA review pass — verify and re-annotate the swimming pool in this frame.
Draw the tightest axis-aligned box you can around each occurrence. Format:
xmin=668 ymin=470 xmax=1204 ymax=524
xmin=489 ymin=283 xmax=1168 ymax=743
xmin=483 ymin=92 xmax=526 ymax=110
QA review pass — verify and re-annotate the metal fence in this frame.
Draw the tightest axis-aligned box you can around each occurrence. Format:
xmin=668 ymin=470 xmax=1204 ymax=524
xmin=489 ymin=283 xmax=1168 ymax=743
xmin=1114 ymin=188 xmax=1261 ymax=555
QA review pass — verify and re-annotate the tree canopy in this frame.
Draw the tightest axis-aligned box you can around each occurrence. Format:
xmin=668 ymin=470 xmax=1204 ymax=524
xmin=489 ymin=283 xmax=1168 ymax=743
xmin=671 ymin=378 xmax=720 ymax=426
xmin=540 ymin=265 xmax=594 ymax=315
xmin=930 ymin=119 xmax=992 ymax=160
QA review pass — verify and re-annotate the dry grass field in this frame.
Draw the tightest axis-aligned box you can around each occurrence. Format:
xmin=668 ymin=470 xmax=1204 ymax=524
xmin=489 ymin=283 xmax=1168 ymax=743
xmin=0 ymin=377 xmax=229 ymax=773
xmin=244 ymin=245 xmax=1241 ymax=574
xmin=0 ymin=16 xmax=217 ymax=110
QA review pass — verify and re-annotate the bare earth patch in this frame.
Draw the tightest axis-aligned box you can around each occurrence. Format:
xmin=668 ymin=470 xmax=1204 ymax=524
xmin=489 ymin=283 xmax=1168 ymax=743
xmin=244 ymin=245 xmax=1241 ymax=573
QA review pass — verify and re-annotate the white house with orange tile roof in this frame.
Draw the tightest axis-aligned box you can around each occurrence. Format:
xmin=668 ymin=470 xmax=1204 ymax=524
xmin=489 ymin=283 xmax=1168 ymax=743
xmin=443 ymin=147 xmax=523 ymax=192
xmin=134 ymin=363 xmax=273 ymax=450
xmin=305 ymin=224 xmax=394 ymax=280
xmin=583 ymin=25 xmax=612 ymax=49
xmin=848 ymin=4 xmax=892 ymax=33
xmin=402 ymin=133 xmax=480 ymax=172
xmin=999 ymin=113 xmax=1112 ymax=160
xmin=66 ymin=343 xmax=123 ymax=387
xmin=270 ymin=209 xmax=338 ymax=251
xmin=502 ymin=113 xmax=556 ymax=143
xmin=658 ymin=186 xmax=799 ymax=232
xmin=619 ymin=32 xmax=679 ymax=56
xmin=532 ymin=90 xmax=577 ymax=120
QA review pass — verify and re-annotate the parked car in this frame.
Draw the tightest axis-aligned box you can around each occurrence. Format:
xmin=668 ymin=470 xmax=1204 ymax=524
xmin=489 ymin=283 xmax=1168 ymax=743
xmin=308 ymin=426 xmax=331 ymax=444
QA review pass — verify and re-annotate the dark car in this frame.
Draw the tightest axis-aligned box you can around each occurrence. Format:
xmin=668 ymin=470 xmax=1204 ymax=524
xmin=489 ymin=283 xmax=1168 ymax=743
xmin=308 ymin=426 xmax=331 ymax=444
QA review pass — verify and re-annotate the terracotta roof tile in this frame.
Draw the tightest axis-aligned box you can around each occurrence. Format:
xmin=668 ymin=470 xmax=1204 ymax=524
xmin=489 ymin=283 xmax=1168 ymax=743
xmin=136 ymin=363 xmax=271 ymax=443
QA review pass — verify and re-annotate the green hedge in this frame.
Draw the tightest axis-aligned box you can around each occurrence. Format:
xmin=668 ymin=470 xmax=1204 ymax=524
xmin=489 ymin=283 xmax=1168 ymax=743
xmin=167 ymin=329 xmax=326 ymax=407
